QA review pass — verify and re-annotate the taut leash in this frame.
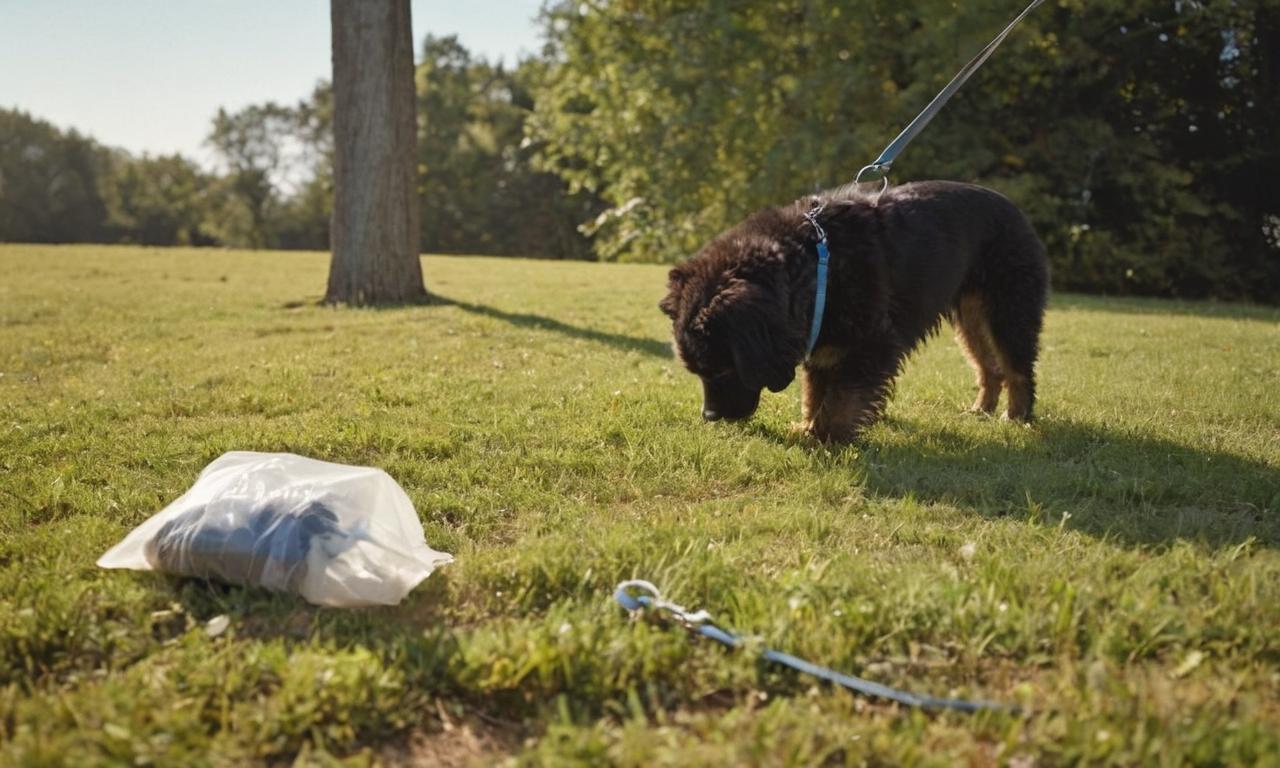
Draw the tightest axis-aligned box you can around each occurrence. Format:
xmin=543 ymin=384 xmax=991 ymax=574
xmin=853 ymin=0 xmax=1048 ymax=190
xmin=801 ymin=1 xmax=1049 ymax=350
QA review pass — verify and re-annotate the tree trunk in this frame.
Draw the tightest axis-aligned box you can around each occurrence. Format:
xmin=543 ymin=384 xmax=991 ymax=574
xmin=326 ymin=0 xmax=425 ymax=305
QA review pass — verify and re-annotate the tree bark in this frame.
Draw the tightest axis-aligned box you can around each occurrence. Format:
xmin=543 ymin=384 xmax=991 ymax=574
xmin=326 ymin=0 xmax=425 ymax=305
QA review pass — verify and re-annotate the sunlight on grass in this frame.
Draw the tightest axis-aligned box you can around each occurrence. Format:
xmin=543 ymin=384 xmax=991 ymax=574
xmin=1 ymin=245 xmax=1278 ymax=765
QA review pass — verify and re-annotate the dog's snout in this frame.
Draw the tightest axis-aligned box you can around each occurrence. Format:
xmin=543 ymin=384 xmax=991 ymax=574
xmin=700 ymin=374 xmax=761 ymax=423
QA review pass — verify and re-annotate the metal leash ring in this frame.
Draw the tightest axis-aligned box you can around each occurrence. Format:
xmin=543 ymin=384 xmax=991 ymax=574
xmin=855 ymin=163 xmax=891 ymax=198
xmin=803 ymin=200 xmax=827 ymax=242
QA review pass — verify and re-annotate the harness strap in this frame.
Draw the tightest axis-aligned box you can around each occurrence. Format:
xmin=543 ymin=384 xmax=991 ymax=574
xmin=803 ymin=204 xmax=830 ymax=358
xmin=806 ymin=240 xmax=830 ymax=357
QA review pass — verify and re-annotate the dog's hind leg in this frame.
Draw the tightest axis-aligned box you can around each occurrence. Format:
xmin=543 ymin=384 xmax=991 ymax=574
xmin=951 ymin=293 xmax=1004 ymax=415
xmin=982 ymin=261 xmax=1047 ymax=422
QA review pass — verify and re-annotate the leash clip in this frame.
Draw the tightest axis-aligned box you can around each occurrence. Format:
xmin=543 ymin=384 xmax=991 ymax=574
xmin=803 ymin=201 xmax=827 ymax=243
xmin=615 ymin=579 xmax=712 ymax=629
xmin=855 ymin=163 xmax=891 ymax=201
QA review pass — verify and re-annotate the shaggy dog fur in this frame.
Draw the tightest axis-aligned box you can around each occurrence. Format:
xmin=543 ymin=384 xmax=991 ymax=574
xmin=659 ymin=180 xmax=1049 ymax=442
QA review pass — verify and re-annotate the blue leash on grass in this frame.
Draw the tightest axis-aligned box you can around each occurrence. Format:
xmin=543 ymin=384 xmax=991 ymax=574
xmin=614 ymin=580 xmax=1015 ymax=714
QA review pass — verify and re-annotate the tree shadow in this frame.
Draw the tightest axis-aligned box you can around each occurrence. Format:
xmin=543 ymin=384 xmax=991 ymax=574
xmin=278 ymin=292 xmax=672 ymax=358
xmin=748 ymin=415 xmax=1279 ymax=549
xmin=281 ymin=294 xmax=440 ymax=310
xmin=429 ymin=293 xmax=673 ymax=359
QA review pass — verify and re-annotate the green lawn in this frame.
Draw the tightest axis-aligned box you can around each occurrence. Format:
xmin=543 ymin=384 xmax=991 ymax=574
xmin=2 ymin=244 xmax=1278 ymax=766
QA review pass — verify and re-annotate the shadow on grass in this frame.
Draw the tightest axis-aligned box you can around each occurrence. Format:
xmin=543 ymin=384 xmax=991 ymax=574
xmin=279 ymin=291 xmax=672 ymax=358
xmin=168 ymin=563 xmax=457 ymax=645
xmin=430 ymin=293 xmax=673 ymax=359
xmin=750 ymin=415 xmax=1279 ymax=549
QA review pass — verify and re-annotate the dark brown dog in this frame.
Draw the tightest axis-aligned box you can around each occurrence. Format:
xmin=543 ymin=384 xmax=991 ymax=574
xmin=659 ymin=180 xmax=1049 ymax=442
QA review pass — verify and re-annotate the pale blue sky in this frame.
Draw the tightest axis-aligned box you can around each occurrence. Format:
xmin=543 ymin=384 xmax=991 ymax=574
xmin=0 ymin=1 xmax=544 ymax=163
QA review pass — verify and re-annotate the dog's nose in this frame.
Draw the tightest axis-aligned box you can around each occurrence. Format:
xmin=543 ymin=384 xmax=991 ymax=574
xmin=702 ymin=408 xmax=721 ymax=422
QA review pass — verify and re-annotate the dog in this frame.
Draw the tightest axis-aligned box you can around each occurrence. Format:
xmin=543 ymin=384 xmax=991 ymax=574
xmin=659 ymin=180 xmax=1049 ymax=442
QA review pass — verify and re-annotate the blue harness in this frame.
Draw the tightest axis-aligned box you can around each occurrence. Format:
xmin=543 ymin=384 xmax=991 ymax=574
xmin=803 ymin=203 xmax=830 ymax=358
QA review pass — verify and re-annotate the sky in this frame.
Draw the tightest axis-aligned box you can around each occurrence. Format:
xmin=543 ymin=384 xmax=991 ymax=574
xmin=0 ymin=0 xmax=545 ymax=163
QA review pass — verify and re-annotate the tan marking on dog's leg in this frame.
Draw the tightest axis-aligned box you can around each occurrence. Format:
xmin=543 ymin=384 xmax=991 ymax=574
xmin=807 ymin=383 xmax=886 ymax=443
xmin=801 ymin=369 xmax=828 ymax=423
xmin=790 ymin=370 xmax=828 ymax=437
xmin=1002 ymin=372 xmax=1033 ymax=422
xmin=952 ymin=294 xmax=1004 ymax=414
xmin=806 ymin=345 xmax=846 ymax=370
xmin=988 ymin=341 xmax=1032 ymax=421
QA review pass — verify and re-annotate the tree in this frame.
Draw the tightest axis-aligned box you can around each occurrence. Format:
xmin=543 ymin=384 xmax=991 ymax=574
xmin=326 ymin=0 xmax=425 ymax=305
xmin=102 ymin=152 xmax=215 ymax=246
xmin=206 ymin=104 xmax=298 ymax=248
xmin=0 ymin=109 xmax=111 ymax=244
xmin=530 ymin=0 xmax=1280 ymax=302
xmin=414 ymin=35 xmax=598 ymax=259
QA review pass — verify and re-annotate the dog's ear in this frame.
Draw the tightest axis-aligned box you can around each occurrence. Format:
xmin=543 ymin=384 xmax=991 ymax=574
xmin=707 ymin=278 xmax=800 ymax=394
xmin=731 ymin=325 xmax=796 ymax=393
xmin=658 ymin=265 xmax=689 ymax=319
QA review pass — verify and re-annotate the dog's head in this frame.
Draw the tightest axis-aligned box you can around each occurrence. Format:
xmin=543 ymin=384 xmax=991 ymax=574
xmin=659 ymin=232 xmax=805 ymax=422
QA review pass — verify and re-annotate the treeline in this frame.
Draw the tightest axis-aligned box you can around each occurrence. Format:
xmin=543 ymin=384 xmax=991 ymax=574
xmin=0 ymin=36 xmax=597 ymax=259
xmin=0 ymin=92 xmax=340 ymax=250
xmin=3 ymin=6 xmax=1278 ymax=302
xmin=531 ymin=0 xmax=1280 ymax=302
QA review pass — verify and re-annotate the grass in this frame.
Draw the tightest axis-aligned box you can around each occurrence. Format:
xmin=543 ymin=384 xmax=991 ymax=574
xmin=1 ymin=243 xmax=1278 ymax=766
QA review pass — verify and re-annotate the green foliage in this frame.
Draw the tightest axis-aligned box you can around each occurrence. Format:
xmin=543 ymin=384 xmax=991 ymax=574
xmin=0 ymin=110 xmax=112 ymax=243
xmin=4 ymin=7 xmax=1279 ymax=299
xmin=530 ymin=0 xmax=1280 ymax=301
xmin=205 ymin=89 xmax=334 ymax=251
xmin=415 ymin=35 xmax=599 ymax=259
xmin=100 ymin=152 xmax=217 ymax=246
xmin=0 ymin=37 xmax=596 ymax=260
xmin=2 ymin=245 xmax=1278 ymax=763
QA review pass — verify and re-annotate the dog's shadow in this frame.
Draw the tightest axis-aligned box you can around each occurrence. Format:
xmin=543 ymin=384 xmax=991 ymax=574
xmin=747 ymin=415 xmax=1278 ymax=549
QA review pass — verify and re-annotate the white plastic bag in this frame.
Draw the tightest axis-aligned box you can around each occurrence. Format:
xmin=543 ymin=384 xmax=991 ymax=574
xmin=98 ymin=451 xmax=452 ymax=607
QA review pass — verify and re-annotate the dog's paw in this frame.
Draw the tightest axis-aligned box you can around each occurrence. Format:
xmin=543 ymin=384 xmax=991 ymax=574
xmin=804 ymin=423 xmax=864 ymax=445
xmin=785 ymin=421 xmax=817 ymax=444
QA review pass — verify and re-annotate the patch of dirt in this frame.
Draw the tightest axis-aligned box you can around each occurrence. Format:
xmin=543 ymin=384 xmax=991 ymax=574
xmin=381 ymin=709 xmax=524 ymax=768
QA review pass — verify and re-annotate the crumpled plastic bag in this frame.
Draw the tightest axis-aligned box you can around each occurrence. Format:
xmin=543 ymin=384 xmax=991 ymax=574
xmin=98 ymin=451 xmax=452 ymax=607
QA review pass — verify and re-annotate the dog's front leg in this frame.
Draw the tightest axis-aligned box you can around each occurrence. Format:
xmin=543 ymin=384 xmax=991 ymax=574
xmin=807 ymin=380 xmax=892 ymax=443
xmin=805 ymin=344 xmax=902 ymax=443
xmin=787 ymin=369 xmax=828 ymax=440
xmin=799 ymin=367 xmax=830 ymax=429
